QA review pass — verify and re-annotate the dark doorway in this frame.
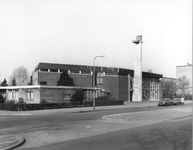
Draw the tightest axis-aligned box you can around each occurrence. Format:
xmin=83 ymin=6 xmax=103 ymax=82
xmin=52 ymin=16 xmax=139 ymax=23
xmin=130 ymin=91 xmax=133 ymax=102
xmin=0 ymin=90 xmax=6 ymax=103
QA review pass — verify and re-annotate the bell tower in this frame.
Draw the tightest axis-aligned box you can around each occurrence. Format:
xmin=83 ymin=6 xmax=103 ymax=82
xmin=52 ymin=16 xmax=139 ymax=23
xmin=132 ymin=35 xmax=143 ymax=102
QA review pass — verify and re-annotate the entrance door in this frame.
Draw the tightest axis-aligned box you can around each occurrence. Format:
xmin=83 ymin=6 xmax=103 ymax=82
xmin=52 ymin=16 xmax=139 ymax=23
xmin=130 ymin=91 xmax=133 ymax=102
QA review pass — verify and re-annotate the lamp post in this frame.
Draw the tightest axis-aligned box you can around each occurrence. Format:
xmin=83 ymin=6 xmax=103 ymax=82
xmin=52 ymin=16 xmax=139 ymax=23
xmin=93 ymin=55 xmax=105 ymax=110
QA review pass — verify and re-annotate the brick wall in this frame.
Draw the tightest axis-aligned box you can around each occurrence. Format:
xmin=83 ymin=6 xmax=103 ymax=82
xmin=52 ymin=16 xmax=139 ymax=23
xmin=19 ymin=88 xmax=40 ymax=104
xmin=40 ymin=88 xmax=63 ymax=103
xmin=103 ymin=76 xmax=119 ymax=100
xmin=38 ymin=72 xmax=93 ymax=87
xmin=39 ymin=72 xmax=61 ymax=86
xmin=32 ymin=71 xmax=39 ymax=85
xmin=31 ymin=89 xmax=40 ymax=103
xmin=102 ymin=75 xmax=129 ymax=101
xmin=118 ymin=76 xmax=129 ymax=101
xmin=18 ymin=89 xmax=26 ymax=101
xmin=69 ymin=73 xmax=92 ymax=87
xmin=40 ymin=88 xmax=76 ymax=103
xmin=5 ymin=88 xmax=40 ymax=104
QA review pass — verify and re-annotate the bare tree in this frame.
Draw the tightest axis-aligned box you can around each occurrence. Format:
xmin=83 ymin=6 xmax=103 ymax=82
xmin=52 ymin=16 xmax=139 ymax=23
xmin=9 ymin=66 xmax=30 ymax=86
xmin=162 ymin=78 xmax=177 ymax=99
xmin=177 ymin=75 xmax=190 ymax=98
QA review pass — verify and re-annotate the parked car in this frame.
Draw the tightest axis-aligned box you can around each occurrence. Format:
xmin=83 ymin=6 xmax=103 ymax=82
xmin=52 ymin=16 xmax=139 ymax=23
xmin=158 ymin=98 xmax=173 ymax=106
xmin=172 ymin=98 xmax=184 ymax=105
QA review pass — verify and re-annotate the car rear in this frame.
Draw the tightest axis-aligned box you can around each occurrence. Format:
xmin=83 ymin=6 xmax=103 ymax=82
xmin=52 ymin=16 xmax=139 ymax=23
xmin=158 ymin=101 xmax=166 ymax=106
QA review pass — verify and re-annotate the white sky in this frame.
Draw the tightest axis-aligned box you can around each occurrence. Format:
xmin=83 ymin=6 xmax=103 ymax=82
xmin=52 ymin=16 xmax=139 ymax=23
xmin=0 ymin=0 xmax=192 ymax=82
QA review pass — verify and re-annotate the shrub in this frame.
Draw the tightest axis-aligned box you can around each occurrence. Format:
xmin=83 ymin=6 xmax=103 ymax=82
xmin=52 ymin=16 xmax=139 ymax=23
xmin=95 ymin=96 xmax=108 ymax=101
xmin=176 ymin=94 xmax=192 ymax=100
xmin=0 ymin=100 xmax=124 ymax=111
xmin=40 ymin=99 xmax=49 ymax=104
xmin=0 ymin=94 xmax=5 ymax=103
xmin=185 ymin=94 xmax=192 ymax=100
xmin=18 ymin=97 xmax=26 ymax=104
xmin=71 ymin=90 xmax=85 ymax=104
xmin=6 ymin=100 xmax=15 ymax=104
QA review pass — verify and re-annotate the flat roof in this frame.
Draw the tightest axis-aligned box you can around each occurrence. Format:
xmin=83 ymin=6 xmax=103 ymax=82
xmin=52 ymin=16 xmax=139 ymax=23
xmin=36 ymin=62 xmax=118 ymax=73
xmin=0 ymin=85 xmax=96 ymax=90
xmin=176 ymin=65 xmax=192 ymax=67
xmin=162 ymin=77 xmax=177 ymax=81
xmin=36 ymin=62 xmax=163 ymax=78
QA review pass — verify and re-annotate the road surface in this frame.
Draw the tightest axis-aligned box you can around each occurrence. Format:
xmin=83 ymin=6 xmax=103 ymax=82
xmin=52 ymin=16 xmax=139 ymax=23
xmin=1 ymin=105 xmax=175 ymax=135
xmin=20 ymin=117 xmax=192 ymax=150
xmin=0 ymin=104 xmax=191 ymax=149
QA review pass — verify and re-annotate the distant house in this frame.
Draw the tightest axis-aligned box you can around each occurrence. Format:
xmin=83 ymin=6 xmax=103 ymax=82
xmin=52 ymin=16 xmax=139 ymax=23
xmin=176 ymin=64 xmax=192 ymax=94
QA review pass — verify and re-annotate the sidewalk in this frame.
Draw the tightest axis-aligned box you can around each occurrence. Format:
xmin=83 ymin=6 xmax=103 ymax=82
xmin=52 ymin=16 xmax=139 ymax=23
xmin=0 ymin=100 xmax=192 ymax=116
xmin=0 ymin=101 xmax=154 ymax=116
xmin=0 ymin=100 xmax=192 ymax=150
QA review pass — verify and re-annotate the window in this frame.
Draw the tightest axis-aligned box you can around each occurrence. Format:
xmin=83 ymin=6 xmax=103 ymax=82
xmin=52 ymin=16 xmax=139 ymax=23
xmin=101 ymin=92 xmax=110 ymax=97
xmin=40 ymin=81 xmax=47 ymax=85
xmin=69 ymin=70 xmax=79 ymax=74
xmin=12 ymin=91 xmax=16 ymax=99
xmin=27 ymin=91 xmax=33 ymax=100
xmin=39 ymin=69 xmax=48 ymax=72
xmin=81 ymin=70 xmax=91 ymax=74
xmin=50 ymin=69 xmax=58 ymax=73
xmin=63 ymin=94 xmax=72 ymax=100
xmin=96 ymin=91 xmax=100 ymax=98
xmin=8 ymin=89 xmax=18 ymax=100
xmin=96 ymin=72 xmax=103 ymax=87
xmin=105 ymin=72 xmax=117 ymax=76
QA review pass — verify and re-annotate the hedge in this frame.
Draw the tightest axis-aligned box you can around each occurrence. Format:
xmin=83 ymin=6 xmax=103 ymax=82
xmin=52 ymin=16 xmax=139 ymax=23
xmin=0 ymin=100 xmax=124 ymax=111
xmin=175 ymin=94 xmax=192 ymax=100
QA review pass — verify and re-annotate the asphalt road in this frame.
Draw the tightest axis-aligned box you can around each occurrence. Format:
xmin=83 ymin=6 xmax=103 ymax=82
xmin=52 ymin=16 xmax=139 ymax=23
xmin=0 ymin=106 xmax=172 ymax=135
xmin=21 ymin=116 xmax=192 ymax=150
xmin=0 ymin=104 xmax=191 ymax=150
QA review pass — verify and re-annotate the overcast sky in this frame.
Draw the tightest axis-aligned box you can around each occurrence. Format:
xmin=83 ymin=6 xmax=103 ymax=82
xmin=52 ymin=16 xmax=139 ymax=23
xmin=0 ymin=0 xmax=192 ymax=82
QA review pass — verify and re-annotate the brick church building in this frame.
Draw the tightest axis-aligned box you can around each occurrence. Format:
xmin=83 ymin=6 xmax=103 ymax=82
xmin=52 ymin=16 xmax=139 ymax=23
xmin=0 ymin=62 xmax=163 ymax=104
xmin=32 ymin=62 xmax=162 ymax=102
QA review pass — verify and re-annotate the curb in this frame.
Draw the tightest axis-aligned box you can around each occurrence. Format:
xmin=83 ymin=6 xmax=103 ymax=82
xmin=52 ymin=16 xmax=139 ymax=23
xmin=0 ymin=135 xmax=25 ymax=150
xmin=12 ymin=114 xmax=31 ymax=116
xmin=0 ymin=102 xmax=191 ymax=116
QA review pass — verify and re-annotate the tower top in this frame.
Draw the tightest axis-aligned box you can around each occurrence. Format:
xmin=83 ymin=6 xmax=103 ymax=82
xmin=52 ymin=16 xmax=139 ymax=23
xmin=132 ymin=35 xmax=143 ymax=44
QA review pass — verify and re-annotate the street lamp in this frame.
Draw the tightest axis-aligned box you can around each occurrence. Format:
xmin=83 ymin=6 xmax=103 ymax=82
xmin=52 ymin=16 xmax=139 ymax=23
xmin=93 ymin=55 xmax=105 ymax=110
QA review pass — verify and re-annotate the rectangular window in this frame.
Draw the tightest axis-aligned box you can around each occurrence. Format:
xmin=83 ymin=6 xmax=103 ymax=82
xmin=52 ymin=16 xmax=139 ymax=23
xmin=96 ymin=91 xmax=100 ymax=98
xmin=96 ymin=72 xmax=103 ymax=87
xmin=8 ymin=89 xmax=18 ymax=100
xmin=63 ymin=94 xmax=72 ymax=100
xmin=105 ymin=72 xmax=118 ymax=76
xmin=40 ymin=81 xmax=47 ymax=85
xmin=81 ymin=70 xmax=91 ymax=74
xmin=27 ymin=91 xmax=33 ymax=100
xmin=69 ymin=70 xmax=79 ymax=74
xmin=39 ymin=69 xmax=49 ymax=72
xmin=12 ymin=91 xmax=16 ymax=99
xmin=50 ymin=69 xmax=58 ymax=73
